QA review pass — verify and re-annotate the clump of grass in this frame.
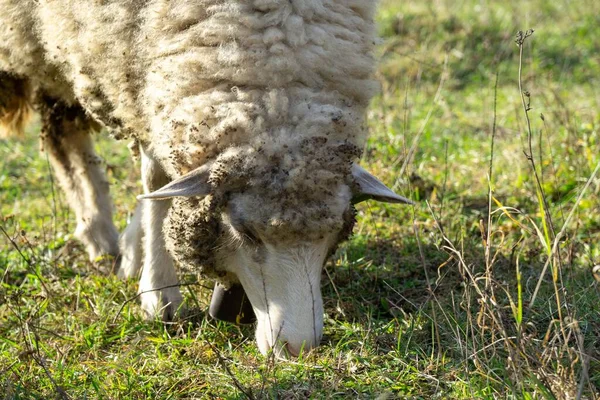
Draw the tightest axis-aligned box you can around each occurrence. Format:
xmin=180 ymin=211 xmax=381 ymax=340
xmin=410 ymin=28 xmax=599 ymax=398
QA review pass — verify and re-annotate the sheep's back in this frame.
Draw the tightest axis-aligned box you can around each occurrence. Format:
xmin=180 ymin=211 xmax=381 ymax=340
xmin=141 ymin=0 xmax=379 ymax=176
xmin=0 ymin=0 xmax=146 ymax=138
xmin=1 ymin=0 xmax=379 ymax=175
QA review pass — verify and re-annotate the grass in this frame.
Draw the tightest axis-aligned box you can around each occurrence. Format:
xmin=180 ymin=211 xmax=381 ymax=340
xmin=2 ymin=0 xmax=600 ymax=398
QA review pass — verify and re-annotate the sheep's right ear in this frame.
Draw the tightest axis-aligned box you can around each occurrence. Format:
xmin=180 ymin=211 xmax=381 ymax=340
xmin=137 ymin=164 xmax=212 ymax=200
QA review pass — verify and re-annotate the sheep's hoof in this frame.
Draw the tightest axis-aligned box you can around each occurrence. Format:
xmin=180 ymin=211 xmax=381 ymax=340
xmin=117 ymin=254 xmax=141 ymax=279
xmin=93 ymin=253 xmax=121 ymax=275
xmin=209 ymin=282 xmax=256 ymax=325
xmin=140 ymin=287 xmax=184 ymax=322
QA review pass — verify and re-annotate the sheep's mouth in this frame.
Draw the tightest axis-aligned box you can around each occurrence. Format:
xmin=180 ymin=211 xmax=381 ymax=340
xmin=208 ymin=282 xmax=257 ymax=324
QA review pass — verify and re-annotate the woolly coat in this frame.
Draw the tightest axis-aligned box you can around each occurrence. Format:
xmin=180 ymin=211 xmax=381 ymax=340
xmin=0 ymin=0 xmax=379 ymax=277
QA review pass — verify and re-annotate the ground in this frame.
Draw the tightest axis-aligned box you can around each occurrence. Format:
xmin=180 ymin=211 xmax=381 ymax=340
xmin=1 ymin=0 xmax=599 ymax=398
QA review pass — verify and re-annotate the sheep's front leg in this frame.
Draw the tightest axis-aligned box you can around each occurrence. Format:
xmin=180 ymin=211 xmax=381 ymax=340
xmin=38 ymin=94 xmax=119 ymax=269
xmin=138 ymin=147 xmax=183 ymax=320
xmin=118 ymin=202 xmax=143 ymax=279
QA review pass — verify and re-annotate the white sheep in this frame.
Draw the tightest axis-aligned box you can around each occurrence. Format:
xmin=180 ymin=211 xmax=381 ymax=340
xmin=0 ymin=0 xmax=411 ymax=357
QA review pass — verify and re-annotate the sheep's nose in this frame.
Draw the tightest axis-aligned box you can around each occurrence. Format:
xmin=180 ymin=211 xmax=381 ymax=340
xmin=285 ymin=342 xmax=301 ymax=357
xmin=254 ymin=315 xmax=324 ymax=358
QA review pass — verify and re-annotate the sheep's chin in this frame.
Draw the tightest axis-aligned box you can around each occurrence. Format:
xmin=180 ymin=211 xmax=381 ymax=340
xmin=253 ymin=299 xmax=324 ymax=359
xmin=219 ymin=240 xmax=330 ymax=358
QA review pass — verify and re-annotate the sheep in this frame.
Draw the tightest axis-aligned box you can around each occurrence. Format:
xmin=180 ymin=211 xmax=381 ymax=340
xmin=0 ymin=0 xmax=412 ymax=357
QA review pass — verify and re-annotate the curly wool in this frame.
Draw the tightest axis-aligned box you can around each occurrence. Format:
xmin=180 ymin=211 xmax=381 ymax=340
xmin=166 ymin=139 xmax=359 ymax=277
xmin=1 ymin=0 xmax=377 ymax=152
xmin=1 ymin=0 xmax=379 ymax=277
xmin=164 ymin=195 xmax=224 ymax=278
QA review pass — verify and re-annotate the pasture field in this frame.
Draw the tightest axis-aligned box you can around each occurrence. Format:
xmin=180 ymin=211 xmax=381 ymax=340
xmin=1 ymin=0 xmax=600 ymax=398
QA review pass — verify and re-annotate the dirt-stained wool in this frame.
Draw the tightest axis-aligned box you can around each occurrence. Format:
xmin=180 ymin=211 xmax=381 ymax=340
xmin=165 ymin=140 xmax=360 ymax=279
xmin=0 ymin=0 xmax=379 ymax=279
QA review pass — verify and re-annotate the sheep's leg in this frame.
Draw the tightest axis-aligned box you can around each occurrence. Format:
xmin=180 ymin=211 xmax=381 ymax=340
xmin=118 ymin=202 xmax=143 ymax=279
xmin=138 ymin=146 xmax=182 ymax=320
xmin=38 ymin=94 xmax=119 ymax=269
xmin=0 ymin=72 xmax=32 ymax=138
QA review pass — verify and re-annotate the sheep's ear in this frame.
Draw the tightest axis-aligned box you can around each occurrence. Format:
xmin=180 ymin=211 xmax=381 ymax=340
xmin=137 ymin=164 xmax=212 ymax=200
xmin=351 ymin=163 xmax=414 ymax=205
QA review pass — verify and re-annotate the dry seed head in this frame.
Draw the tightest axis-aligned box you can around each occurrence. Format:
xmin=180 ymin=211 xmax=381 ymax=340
xmin=515 ymin=29 xmax=535 ymax=46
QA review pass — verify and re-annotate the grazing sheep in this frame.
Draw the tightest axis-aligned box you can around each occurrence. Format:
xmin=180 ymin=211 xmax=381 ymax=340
xmin=0 ymin=0 xmax=411 ymax=357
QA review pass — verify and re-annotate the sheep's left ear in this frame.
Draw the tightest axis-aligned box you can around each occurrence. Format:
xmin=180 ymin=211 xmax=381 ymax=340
xmin=137 ymin=164 xmax=212 ymax=200
xmin=351 ymin=163 xmax=414 ymax=205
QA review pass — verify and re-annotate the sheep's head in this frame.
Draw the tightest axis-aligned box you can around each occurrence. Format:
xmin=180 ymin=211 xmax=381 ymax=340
xmin=140 ymin=143 xmax=411 ymax=358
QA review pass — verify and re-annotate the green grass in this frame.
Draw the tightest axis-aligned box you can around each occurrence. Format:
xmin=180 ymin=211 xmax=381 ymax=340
xmin=2 ymin=0 xmax=600 ymax=398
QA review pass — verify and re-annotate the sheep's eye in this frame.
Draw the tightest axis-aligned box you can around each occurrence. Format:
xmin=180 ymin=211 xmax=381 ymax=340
xmin=237 ymin=225 xmax=259 ymax=244
xmin=227 ymin=204 xmax=261 ymax=245
xmin=229 ymin=219 xmax=260 ymax=245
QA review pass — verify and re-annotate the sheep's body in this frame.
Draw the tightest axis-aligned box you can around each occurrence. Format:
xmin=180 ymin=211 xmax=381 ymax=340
xmin=1 ymin=0 xmax=377 ymax=162
xmin=1 ymin=0 xmax=407 ymax=356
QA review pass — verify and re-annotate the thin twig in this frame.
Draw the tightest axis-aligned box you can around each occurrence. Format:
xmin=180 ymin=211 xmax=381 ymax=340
xmin=516 ymin=29 xmax=569 ymax=336
xmin=0 ymin=225 xmax=53 ymax=296
xmin=112 ymin=281 xmax=201 ymax=323
xmin=485 ymin=70 xmax=500 ymax=292
xmin=529 ymin=159 xmax=600 ymax=307
xmin=324 ymin=265 xmax=345 ymax=317
xmin=26 ymin=323 xmax=70 ymax=400
xmin=412 ymin=222 xmax=441 ymax=359
xmin=393 ymin=55 xmax=449 ymax=188
xmin=439 ymin=139 xmax=449 ymax=222
xmin=486 ymin=70 xmax=499 ymax=260
xmin=517 ymin=29 xmax=557 ymax=243
xmin=206 ymin=341 xmax=255 ymax=400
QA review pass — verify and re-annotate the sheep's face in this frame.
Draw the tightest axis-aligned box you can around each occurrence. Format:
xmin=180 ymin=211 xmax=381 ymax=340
xmin=215 ymin=184 xmax=354 ymax=358
xmin=141 ymin=161 xmax=411 ymax=358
